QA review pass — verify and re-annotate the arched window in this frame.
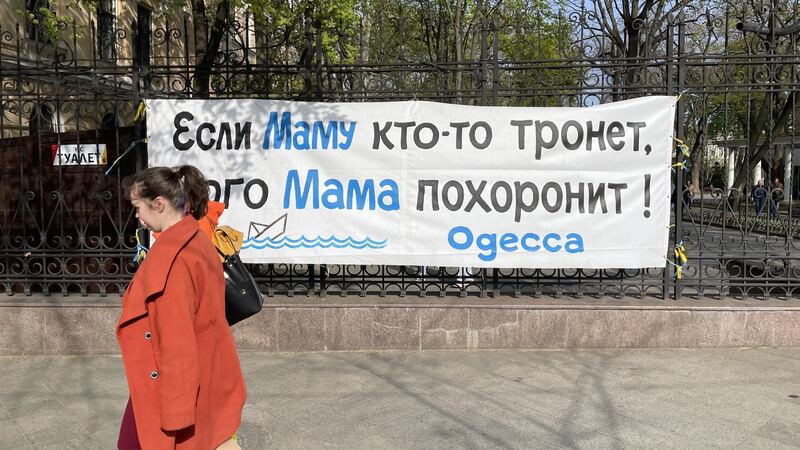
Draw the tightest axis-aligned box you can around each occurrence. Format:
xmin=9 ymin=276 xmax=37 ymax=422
xmin=29 ymin=103 xmax=56 ymax=135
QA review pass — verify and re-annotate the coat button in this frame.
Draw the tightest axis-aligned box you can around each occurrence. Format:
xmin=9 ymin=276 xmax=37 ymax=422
xmin=150 ymin=370 xmax=159 ymax=379
xmin=144 ymin=332 xmax=152 ymax=340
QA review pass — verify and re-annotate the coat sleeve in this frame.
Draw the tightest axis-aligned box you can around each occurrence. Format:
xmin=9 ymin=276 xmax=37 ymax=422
xmin=148 ymin=261 xmax=200 ymax=431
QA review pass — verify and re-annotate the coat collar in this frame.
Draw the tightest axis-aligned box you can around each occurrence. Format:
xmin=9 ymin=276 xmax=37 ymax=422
xmin=118 ymin=216 xmax=199 ymax=327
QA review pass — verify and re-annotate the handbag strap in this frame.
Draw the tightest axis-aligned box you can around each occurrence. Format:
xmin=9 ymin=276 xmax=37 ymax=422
xmin=216 ymin=246 xmax=228 ymax=259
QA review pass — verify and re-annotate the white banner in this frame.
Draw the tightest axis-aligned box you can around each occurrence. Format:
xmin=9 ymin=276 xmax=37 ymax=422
xmin=148 ymin=97 xmax=675 ymax=268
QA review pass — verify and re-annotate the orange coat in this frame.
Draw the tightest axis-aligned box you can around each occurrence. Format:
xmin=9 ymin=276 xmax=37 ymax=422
xmin=153 ymin=200 xmax=225 ymax=241
xmin=117 ymin=216 xmax=246 ymax=449
xmin=199 ymin=201 xmax=225 ymax=237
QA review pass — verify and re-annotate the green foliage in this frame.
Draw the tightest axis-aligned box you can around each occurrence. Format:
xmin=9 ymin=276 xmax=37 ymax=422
xmin=15 ymin=0 xmax=109 ymax=42
xmin=245 ymin=0 xmax=358 ymax=64
xmin=495 ymin=0 xmax=579 ymax=106
xmin=16 ymin=6 xmax=75 ymax=42
xmin=337 ymin=0 xmax=580 ymax=103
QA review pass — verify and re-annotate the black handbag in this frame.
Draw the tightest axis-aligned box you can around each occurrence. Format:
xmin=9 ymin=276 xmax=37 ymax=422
xmin=217 ymin=248 xmax=263 ymax=325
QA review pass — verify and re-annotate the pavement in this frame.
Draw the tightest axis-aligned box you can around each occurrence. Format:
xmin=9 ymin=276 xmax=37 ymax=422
xmin=1 ymin=349 xmax=800 ymax=449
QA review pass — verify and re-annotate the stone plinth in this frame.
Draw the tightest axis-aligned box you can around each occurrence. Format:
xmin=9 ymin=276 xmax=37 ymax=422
xmin=1 ymin=295 xmax=799 ymax=355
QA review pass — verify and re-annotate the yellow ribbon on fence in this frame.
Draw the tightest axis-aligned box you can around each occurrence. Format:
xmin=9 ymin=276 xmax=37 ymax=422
xmin=674 ymin=138 xmax=691 ymax=158
xmin=672 ymin=161 xmax=689 ymax=172
xmin=670 ymin=241 xmax=688 ymax=280
xmin=673 ymin=138 xmax=691 ymax=175
xmin=132 ymin=101 xmax=147 ymax=122
xmin=133 ymin=227 xmax=149 ymax=264
xmin=674 ymin=243 xmax=687 ymax=265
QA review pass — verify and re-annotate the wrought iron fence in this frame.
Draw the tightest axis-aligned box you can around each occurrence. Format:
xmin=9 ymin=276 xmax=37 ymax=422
xmin=1 ymin=4 xmax=799 ymax=300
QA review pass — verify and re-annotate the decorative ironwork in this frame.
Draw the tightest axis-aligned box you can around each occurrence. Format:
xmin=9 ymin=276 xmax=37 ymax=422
xmin=0 ymin=4 xmax=798 ymax=299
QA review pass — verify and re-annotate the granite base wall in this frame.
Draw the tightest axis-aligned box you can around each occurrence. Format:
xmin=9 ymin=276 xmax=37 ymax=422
xmin=2 ymin=297 xmax=799 ymax=355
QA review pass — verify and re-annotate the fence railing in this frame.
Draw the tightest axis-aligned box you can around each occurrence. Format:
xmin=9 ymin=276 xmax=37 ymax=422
xmin=1 ymin=10 xmax=799 ymax=299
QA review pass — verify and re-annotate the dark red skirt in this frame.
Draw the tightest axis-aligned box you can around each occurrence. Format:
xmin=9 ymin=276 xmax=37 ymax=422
xmin=118 ymin=397 xmax=142 ymax=450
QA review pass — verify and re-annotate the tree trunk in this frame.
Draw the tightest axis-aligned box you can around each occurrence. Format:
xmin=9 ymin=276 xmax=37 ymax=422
xmin=452 ymin=0 xmax=463 ymax=103
xmin=436 ymin=4 xmax=447 ymax=94
xmin=690 ymin=114 xmax=706 ymax=188
xmin=359 ymin=0 xmax=371 ymax=64
xmin=731 ymin=91 xmax=794 ymax=189
xmin=624 ymin=27 xmax=641 ymax=97
xmin=191 ymin=0 xmax=231 ymax=98
xmin=357 ymin=0 xmax=371 ymax=96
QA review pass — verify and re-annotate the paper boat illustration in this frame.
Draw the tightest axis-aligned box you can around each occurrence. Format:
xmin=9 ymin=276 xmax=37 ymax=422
xmin=247 ymin=213 xmax=288 ymax=241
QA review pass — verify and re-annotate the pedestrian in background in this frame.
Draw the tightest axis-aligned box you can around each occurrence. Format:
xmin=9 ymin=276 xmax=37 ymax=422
xmin=117 ymin=165 xmax=245 ymax=450
xmin=752 ymin=179 xmax=766 ymax=215
xmin=770 ymin=177 xmax=783 ymax=218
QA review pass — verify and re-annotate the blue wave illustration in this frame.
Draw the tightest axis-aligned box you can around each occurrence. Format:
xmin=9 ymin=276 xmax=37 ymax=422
xmin=243 ymin=235 xmax=388 ymax=250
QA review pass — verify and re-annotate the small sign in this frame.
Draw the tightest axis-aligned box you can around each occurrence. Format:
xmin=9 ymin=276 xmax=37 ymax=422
xmin=52 ymin=144 xmax=108 ymax=166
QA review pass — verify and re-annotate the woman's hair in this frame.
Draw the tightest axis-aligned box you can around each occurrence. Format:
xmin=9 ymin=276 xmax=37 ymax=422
xmin=125 ymin=165 xmax=208 ymax=219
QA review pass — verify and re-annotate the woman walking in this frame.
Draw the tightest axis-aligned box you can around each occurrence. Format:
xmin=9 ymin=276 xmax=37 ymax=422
xmin=117 ymin=165 xmax=245 ymax=449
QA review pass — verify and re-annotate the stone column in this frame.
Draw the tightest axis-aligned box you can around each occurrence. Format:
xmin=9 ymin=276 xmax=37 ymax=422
xmin=753 ymin=160 xmax=762 ymax=185
xmin=727 ymin=150 xmax=736 ymax=191
xmin=786 ymin=146 xmax=794 ymax=201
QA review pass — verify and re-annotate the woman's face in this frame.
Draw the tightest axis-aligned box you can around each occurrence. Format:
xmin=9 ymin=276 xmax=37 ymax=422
xmin=131 ymin=196 xmax=161 ymax=232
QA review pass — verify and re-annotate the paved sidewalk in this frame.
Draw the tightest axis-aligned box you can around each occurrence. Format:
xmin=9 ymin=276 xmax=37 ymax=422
xmin=1 ymin=349 xmax=800 ymax=449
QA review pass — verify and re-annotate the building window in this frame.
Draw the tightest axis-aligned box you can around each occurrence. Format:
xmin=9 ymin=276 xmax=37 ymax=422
xmin=29 ymin=103 xmax=56 ymax=135
xmin=97 ymin=0 xmax=116 ymax=61
xmin=100 ymin=112 xmax=118 ymax=130
xmin=133 ymin=5 xmax=152 ymax=69
xmin=25 ymin=0 xmax=50 ymax=43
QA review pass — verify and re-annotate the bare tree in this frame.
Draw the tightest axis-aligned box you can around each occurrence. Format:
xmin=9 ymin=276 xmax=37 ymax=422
xmin=571 ymin=0 xmax=695 ymax=98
